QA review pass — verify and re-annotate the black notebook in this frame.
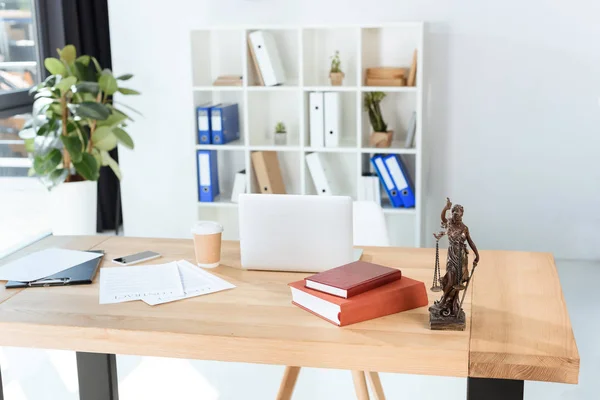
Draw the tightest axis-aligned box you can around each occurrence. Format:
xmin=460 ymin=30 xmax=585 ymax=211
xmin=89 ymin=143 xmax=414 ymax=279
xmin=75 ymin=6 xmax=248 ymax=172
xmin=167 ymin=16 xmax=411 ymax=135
xmin=5 ymin=250 xmax=104 ymax=289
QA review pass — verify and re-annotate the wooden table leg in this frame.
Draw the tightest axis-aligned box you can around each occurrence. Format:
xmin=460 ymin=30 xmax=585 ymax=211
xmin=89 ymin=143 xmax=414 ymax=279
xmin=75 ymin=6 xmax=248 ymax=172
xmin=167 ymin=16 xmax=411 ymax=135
xmin=276 ymin=366 xmax=301 ymax=400
xmin=351 ymin=370 xmax=370 ymax=400
xmin=365 ymin=371 xmax=385 ymax=400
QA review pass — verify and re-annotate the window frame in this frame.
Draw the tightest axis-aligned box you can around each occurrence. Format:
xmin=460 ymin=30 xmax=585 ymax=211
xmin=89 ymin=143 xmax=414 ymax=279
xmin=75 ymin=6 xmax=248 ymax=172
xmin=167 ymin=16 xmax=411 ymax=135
xmin=0 ymin=0 xmax=65 ymax=118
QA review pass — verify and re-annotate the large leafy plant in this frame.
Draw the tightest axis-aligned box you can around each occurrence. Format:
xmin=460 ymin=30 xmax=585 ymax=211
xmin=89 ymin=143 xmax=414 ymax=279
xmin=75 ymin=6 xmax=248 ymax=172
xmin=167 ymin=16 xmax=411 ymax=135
xmin=19 ymin=45 xmax=139 ymax=188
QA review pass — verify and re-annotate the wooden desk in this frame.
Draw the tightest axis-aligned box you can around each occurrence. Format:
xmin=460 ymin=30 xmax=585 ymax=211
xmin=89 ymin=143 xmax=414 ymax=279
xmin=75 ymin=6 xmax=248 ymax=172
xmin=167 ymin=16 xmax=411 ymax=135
xmin=0 ymin=236 xmax=579 ymax=400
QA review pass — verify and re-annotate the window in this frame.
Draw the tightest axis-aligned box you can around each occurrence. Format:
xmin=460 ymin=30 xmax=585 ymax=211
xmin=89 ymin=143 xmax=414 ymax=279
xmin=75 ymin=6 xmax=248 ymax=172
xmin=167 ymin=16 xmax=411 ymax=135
xmin=0 ymin=0 xmax=40 ymax=177
xmin=0 ymin=0 xmax=48 ymax=257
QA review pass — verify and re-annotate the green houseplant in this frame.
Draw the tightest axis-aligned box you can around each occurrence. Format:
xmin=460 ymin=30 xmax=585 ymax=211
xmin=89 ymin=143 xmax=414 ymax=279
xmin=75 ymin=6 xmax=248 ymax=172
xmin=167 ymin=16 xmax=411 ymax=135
xmin=19 ymin=44 xmax=139 ymax=234
xmin=274 ymin=121 xmax=287 ymax=145
xmin=329 ymin=50 xmax=344 ymax=86
xmin=364 ymin=92 xmax=392 ymax=148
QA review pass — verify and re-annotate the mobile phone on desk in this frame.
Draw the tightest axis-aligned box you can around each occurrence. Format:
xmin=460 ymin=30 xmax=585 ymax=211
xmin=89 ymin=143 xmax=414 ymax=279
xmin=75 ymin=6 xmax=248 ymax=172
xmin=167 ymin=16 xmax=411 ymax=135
xmin=112 ymin=251 xmax=161 ymax=266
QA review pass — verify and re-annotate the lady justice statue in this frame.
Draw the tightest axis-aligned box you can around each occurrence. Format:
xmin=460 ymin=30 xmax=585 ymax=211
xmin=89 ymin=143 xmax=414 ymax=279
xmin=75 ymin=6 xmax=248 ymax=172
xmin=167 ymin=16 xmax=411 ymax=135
xmin=429 ymin=198 xmax=480 ymax=331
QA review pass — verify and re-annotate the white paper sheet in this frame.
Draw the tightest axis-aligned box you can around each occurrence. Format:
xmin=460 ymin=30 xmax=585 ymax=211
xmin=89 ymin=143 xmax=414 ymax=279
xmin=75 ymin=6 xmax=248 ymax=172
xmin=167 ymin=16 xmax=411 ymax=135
xmin=99 ymin=262 xmax=184 ymax=304
xmin=142 ymin=260 xmax=235 ymax=306
xmin=0 ymin=248 xmax=104 ymax=282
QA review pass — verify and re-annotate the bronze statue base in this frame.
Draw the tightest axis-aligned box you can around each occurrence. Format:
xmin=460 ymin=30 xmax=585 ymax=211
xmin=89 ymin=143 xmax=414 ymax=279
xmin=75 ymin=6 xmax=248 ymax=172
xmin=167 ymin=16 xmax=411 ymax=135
xmin=428 ymin=306 xmax=466 ymax=331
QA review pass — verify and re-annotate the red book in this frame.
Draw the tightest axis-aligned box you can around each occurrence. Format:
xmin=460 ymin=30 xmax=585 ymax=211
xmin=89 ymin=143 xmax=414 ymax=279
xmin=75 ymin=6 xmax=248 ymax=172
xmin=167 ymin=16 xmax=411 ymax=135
xmin=289 ymin=277 xmax=428 ymax=327
xmin=304 ymin=261 xmax=402 ymax=298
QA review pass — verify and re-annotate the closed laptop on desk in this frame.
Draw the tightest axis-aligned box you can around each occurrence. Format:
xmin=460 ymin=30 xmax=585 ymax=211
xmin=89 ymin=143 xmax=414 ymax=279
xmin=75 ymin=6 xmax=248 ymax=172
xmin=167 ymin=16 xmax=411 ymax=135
xmin=238 ymin=194 xmax=354 ymax=272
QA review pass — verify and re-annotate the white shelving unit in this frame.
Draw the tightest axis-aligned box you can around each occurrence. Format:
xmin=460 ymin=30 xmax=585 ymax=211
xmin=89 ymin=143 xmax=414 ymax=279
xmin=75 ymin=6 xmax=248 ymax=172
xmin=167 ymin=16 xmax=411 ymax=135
xmin=190 ymin=23 xmax=424 ymax=246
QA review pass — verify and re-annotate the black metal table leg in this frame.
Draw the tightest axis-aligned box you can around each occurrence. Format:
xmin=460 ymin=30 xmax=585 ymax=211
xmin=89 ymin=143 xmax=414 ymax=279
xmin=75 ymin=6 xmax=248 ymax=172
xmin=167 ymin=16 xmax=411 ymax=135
xmin=0 ymin=364 xmax=4 ymax=400
xmin=76 ymin=352 xmax=119 ymax=400
xmin=467 ymin=377 xmax=524 ymax=400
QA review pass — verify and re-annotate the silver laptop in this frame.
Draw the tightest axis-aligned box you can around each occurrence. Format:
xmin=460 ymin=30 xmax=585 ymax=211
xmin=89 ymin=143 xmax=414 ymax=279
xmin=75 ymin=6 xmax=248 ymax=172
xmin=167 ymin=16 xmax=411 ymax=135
xmin=238 ymin=194 xmax=354 ymax=272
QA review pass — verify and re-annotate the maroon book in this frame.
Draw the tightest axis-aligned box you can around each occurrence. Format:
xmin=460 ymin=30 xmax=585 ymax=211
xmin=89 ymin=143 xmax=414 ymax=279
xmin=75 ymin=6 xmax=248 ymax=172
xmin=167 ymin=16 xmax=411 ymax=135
xmin=304 ymin=261 xmax=402 ymax=298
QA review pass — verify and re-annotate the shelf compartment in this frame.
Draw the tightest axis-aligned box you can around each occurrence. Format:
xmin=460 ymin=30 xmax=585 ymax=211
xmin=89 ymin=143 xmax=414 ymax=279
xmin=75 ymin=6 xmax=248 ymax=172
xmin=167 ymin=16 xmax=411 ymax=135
xmin=303 ymin=86 xmax=357 ymax=92
xmin=196 ymin=142 xmax=244 ymax=150
xmin=246 ymin=29 xmax=300 ymax=87
xmin=302 ymin=27 xmax=359 ymax=87
xmin=196 ymin=149 xmax=246 ymax=207
xmin=247 ymin=91 xmax=301 ymax=147
xmin=191 ymin=29 xmax=244 ymax=87
xmin=304 ymin=152 xmax=358 ymax=198
xmin=194 ymin=91 xmax=245 ymax=146
xmin=193 ymin=86 xmax=243 ymax=92
xmin=362 ymin=152 xmax=416 ymax=211
xmin=302 ymin=91 xmax=358 ymax=148
xmin=361 ymin=91 xmax=416 ymax=149
xmin=249 ymin=151 xmax=301 ymax=195
xmin=361 ymin=86 xmax=417 ymax=93
xmin=361 ymin=26 xmax=421 ymax=87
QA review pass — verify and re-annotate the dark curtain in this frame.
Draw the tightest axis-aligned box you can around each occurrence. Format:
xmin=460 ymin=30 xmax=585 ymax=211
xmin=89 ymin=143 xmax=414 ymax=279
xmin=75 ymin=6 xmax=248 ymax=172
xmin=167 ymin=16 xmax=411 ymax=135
xmin=61 ymin=0 xmax=122 ymax=232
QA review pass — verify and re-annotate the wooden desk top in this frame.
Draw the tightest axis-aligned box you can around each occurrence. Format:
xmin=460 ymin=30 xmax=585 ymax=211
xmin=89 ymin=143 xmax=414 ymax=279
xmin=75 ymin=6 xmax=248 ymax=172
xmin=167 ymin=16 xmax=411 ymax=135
xmin=0 ymin=236 xmax=579 ymax=383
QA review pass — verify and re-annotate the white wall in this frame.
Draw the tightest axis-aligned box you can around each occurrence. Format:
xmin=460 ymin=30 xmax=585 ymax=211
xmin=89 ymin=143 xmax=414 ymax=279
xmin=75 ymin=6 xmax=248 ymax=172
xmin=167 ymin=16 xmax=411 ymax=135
xmin=109 ymin=0 xmax=600 ymax=261
xmin=104 ymin=2 xmax=600 ymax=399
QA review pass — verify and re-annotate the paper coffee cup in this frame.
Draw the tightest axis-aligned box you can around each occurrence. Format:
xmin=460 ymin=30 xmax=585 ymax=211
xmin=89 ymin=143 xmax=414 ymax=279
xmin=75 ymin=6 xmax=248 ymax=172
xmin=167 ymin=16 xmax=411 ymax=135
xmin=191 ymin=221 xmax=223 ymax=268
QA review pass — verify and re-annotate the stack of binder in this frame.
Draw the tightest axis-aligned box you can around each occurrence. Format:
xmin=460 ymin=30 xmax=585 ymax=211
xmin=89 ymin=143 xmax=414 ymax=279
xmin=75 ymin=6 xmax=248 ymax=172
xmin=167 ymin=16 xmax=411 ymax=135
xmin=309 ymin=92 xmax=342 ymax=148
xmin=196 ymin=103 xmax=240 ymax=145
xmin=196 ymin=150 xmax=220 ymax=202
xmin=371 ymin=154 xmax=415 ymax=208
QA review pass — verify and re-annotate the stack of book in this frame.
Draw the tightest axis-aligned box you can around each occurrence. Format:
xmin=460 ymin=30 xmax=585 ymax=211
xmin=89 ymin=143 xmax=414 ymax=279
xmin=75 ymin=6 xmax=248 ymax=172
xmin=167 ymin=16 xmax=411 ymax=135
xmin=289 ymin=261 xmax=428 ymax=326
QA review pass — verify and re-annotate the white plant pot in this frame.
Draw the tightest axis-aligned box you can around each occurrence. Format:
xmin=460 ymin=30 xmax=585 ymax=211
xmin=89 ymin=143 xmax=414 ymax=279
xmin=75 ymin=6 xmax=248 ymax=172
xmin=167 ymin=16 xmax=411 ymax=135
xmin=49 ymin=180 xmax=97 ymax=235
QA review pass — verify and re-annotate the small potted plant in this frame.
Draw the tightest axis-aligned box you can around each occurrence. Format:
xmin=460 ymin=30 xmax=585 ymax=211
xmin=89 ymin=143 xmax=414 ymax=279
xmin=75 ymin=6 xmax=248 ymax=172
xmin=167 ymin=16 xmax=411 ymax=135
xmin=274 ymin=121 xmax=287 ymax=145
xmin=364 ymin=92 xmax=392 ymax=148
xmin=329 ymin=50 xmax=344 ymax=86
xmin=19 ymin=45 xmax=139 ymax=235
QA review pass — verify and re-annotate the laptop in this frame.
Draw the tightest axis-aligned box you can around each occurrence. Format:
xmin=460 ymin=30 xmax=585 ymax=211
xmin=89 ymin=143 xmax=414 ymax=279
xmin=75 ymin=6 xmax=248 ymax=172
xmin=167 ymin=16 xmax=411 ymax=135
xmin=239 ymin=194 xmax=354 ymax=272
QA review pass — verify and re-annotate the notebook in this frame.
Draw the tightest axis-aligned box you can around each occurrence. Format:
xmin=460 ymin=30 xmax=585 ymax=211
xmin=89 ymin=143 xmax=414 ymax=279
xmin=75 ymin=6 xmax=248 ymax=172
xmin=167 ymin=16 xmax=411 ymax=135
xmin=305 ymin=261 xmax=402 ymax=298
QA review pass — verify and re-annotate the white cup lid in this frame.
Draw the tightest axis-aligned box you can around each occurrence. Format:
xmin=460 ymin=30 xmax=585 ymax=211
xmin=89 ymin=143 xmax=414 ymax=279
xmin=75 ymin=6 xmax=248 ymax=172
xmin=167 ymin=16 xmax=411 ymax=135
xmin=191 ymin=221 xmax=223 ymax=235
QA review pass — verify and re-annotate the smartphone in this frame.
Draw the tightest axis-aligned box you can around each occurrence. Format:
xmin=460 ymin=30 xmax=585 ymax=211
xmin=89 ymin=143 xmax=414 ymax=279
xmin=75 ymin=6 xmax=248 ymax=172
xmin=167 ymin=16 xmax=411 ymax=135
xmin=112 ymin=251 xmax=161 ymax=266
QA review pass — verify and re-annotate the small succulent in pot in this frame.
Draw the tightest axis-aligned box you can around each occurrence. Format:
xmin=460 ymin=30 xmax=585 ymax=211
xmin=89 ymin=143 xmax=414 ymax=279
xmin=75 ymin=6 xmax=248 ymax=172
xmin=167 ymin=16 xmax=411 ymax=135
xmin=274 ymin=121 xmax=286 ymax=145
xmin=329 ymin=50 xmax=344 ymax=86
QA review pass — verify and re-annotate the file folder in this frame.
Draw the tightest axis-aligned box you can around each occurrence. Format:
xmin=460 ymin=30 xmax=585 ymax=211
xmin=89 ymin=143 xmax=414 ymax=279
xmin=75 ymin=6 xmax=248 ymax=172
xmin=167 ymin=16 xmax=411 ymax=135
xmin=309 ymin=92 xmax=324 ymax=148
xmin=211 ymin=103 xmax=240 ymax=145
xmin=324 ymin=92 xmax=341 ymax=147
xmin=371 ymin=154 xmax=403 ymax=207
xmin=196 ymin=150 xmax=220 ymax=202
xmin=196 ymin=103 xmax=215 ymax=144
xmin=6 ymin=250 xmax=104 ymax=289
xmin=306 ymin=152 xmax=336 ymax=195
xmin=251 ymin=151 xmax=286 ymax=194
xmin=359 ymin=173 xmax=381 ymax=205
xmin=248 ymin=30 xmax=286 ymax=87
xmin=383 ymin=154 xmax=415 ymax=208
xmin=231 ymin=169 xmax=246 ymax=203
xmin=404 ymin=111 xmax=416 ymax=148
